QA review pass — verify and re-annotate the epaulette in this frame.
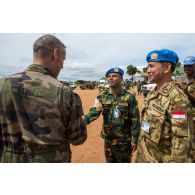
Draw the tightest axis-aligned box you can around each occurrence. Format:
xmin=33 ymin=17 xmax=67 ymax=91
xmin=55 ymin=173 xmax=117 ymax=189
xmin=161 ymin=84 xmax=174 ymax=96
xmin=97 ymin=90 xmax=108 ymax=98
xmin=128 ymin=90 xmax=136 ymax=96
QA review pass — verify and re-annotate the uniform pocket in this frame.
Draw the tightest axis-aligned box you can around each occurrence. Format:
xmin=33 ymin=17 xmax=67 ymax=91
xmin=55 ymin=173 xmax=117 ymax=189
xmin=141 ymin=110 xmax=164 ymax=144
xmin=118 ymin=104 xmax=129 ymax=119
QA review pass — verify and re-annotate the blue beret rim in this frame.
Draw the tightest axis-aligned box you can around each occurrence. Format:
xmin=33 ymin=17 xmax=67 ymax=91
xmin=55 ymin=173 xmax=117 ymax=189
xmin=146 ymin=49 xmax=179 ymax=65
xmin=105 ymin=67 xmax=124 ymax=77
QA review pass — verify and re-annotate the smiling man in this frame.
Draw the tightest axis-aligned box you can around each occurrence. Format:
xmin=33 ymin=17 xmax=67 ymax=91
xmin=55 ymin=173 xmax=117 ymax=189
xmin=84 ymin=67 xmax=140 ymax=163
xmin=136 ymin=49 xmax=194 ymax=163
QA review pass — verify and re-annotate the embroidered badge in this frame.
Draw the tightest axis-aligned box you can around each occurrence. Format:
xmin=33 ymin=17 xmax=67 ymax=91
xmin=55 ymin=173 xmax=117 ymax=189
xmin=114 ymin=67 xmax=119 ymax=72
xmin=150 ymin=53 xmax=158 ymax=60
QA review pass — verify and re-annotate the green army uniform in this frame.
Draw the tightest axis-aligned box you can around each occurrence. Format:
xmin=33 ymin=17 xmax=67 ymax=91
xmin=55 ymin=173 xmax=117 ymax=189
xmin=84 ymin=88 xmax=140 ymax=163
xmin=0 ymin=64 xmax=87 ymax=163
xmin=136 ymin=81 xmax=193 ymax=163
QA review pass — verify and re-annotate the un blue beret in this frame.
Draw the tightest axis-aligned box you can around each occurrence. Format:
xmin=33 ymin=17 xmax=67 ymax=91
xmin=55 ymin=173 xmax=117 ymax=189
xmin=183 ymin=56 xmax=195 ymax=65
xmin=105 ymin=67 xmax=124 ymax=77
xmin=146 ymin=49 xmax=179 ymax=65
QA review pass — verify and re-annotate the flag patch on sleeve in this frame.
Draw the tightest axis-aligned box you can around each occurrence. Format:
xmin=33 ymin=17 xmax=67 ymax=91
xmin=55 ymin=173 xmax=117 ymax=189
xmin=172 ymin=111 xmax=186 ymax=119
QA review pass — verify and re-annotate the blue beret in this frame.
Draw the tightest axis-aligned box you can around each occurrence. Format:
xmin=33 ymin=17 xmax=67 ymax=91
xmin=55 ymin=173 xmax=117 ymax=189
xmin=105 ymin=67 xmax=124 ymax=77
xmin=146 ymin=49 xmax=179 ymax=65
xmin=183 ymin=56 xmax=195 ymax=65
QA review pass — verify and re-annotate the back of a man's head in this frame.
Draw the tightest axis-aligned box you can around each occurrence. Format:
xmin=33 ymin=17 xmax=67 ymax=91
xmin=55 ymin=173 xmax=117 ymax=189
xmin=33 ymin=34 xmax=66 ymax=58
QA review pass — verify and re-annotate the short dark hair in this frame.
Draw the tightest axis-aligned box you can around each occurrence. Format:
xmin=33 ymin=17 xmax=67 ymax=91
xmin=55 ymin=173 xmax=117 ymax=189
xmin=161 ymin=62 xmax=176 ymax=73
xmin=33 ymin=34 xmax=66 ymax=58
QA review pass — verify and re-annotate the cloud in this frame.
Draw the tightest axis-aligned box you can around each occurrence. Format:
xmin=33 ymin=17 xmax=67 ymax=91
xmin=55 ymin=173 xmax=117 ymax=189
xmin=1 ymin=33 xmax=195 ymax=80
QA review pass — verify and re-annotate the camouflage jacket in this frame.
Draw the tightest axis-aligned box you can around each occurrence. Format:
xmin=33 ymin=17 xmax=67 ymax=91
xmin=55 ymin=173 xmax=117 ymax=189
xmin=137 ymin=81 xmax=194 ymax=163
xmin=188 ymin=81 xmax=195 ymax=122
xmin=0 ymin=64 xmax=87 ymax=162
xmin=84 ymin=88 xmax=140 ymax=145
xmin=178 ymin=74 xmax=195 ymax=107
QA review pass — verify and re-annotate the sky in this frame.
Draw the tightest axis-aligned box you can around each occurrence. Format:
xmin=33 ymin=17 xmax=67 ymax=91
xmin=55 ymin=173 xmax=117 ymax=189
xmin=0 ymin=33 xmax=195 ymax=81
xmin=1 ymin=1 xmax=195 ymax=195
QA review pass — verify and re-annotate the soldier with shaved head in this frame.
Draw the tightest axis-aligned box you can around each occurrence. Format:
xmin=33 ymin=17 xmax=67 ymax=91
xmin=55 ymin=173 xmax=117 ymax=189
xmin=0 ymin=34 xmax=87 ymax=162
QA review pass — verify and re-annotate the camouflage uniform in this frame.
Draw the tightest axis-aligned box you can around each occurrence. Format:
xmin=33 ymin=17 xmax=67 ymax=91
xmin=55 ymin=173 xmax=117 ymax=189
xmin=177 ymin=74 xmax=195 ymax=160
xmin=0 ymin=64 xmax=87 ymax=163
xmin=136 ymin=81 xmax=194 ymax=163
xmin=84 ymin=88 xmax=140 ymax=163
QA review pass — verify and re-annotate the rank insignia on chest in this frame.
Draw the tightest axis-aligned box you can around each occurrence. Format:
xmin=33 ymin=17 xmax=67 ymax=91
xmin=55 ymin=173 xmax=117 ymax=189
xmin=172 ymin=111 xmax=186 ymax=119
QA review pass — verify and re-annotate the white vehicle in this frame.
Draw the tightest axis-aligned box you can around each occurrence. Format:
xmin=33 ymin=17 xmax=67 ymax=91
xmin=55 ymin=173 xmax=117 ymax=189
xmin=141 ymin=83 xmax=156 ymax=97
xmin=69 ymin=82 xmax=76 ymax=90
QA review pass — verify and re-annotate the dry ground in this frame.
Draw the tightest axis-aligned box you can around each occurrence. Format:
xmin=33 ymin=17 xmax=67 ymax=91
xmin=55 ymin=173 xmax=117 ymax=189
xmin=71 ymin=87 xmax=144 ymax=163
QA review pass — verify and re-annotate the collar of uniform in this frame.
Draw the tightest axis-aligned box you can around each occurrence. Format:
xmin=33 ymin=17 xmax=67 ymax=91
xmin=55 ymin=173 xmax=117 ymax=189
xmin=146 ymin=81 xmax=174 ymax=100
xmin=107 ymin=87 xmax=124 ymax=95
xmin=26 ymin=64 xmax=54 ymax=77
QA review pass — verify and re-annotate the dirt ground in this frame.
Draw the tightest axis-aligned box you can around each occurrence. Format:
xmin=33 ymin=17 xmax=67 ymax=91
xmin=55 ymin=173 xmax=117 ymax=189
xmin=71 ymin=87 xmax=144 ymax=163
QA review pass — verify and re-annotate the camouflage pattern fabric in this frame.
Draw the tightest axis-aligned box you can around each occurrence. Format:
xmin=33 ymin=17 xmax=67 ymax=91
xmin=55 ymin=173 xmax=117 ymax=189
xmin=185 ymin=80 xmax=195 ymax=161
xmin=0 ymin=64 xmax=87 ymax=163
xmin=104 ymin=142 xmax=131 ymax=163
xmin=136 ymin=81 xmax=194 ymax=163
xmin=84 ymin=87 xmax=140 ymax=162
xmin=187 ymin=81 xmax=195 ymax=121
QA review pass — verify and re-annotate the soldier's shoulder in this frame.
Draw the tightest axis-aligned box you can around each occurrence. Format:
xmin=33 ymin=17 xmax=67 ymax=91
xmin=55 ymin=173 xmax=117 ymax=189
xmin=172 ymin=84 xmax=187 ymax=97
xmin=169 ymin=84 xmax=191 ymax=105
xmin=124 ymin=89 xmax=136 ymax=97
xmin=97 ymin=90 xmax=108 ymax=97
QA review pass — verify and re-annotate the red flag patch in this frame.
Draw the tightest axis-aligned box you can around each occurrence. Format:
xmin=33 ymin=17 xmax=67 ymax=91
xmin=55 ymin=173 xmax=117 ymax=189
xmin=172 ymin=111 xmax=186 ymax=119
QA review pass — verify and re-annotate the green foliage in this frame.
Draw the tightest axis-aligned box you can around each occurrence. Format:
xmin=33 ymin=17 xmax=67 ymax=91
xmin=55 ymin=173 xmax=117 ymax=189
xmin=126 ymin=65 xmax=137 ymax=81
xmin=176 ymin=61 xmax=182 ymax=67
xmin=75 ymin=80 xmax=85 ymax=85
xmin=142 ymin=67 xmax=148 ymax=73
xmin=126 ymin=65 xmax=137 ymax=76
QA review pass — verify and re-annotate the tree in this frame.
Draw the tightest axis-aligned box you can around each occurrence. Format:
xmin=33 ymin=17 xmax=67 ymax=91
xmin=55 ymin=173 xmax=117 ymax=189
xmin=126 ymin=65 xmax=137 ymax=81
xmin=143 ymin=67 xmax=148 ymax=73
xmin=176 ymin=61 xmax=182 ymax=67
xmin=76 ymin=80 xmax=85 ymax=85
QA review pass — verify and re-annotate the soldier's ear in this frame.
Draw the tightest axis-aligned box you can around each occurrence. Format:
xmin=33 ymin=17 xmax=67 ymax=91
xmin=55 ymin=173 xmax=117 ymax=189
xmin=53 ymin=48 xmax=59 ymax=60
xmin=163 ymin=63 xmax=172 ymax=73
